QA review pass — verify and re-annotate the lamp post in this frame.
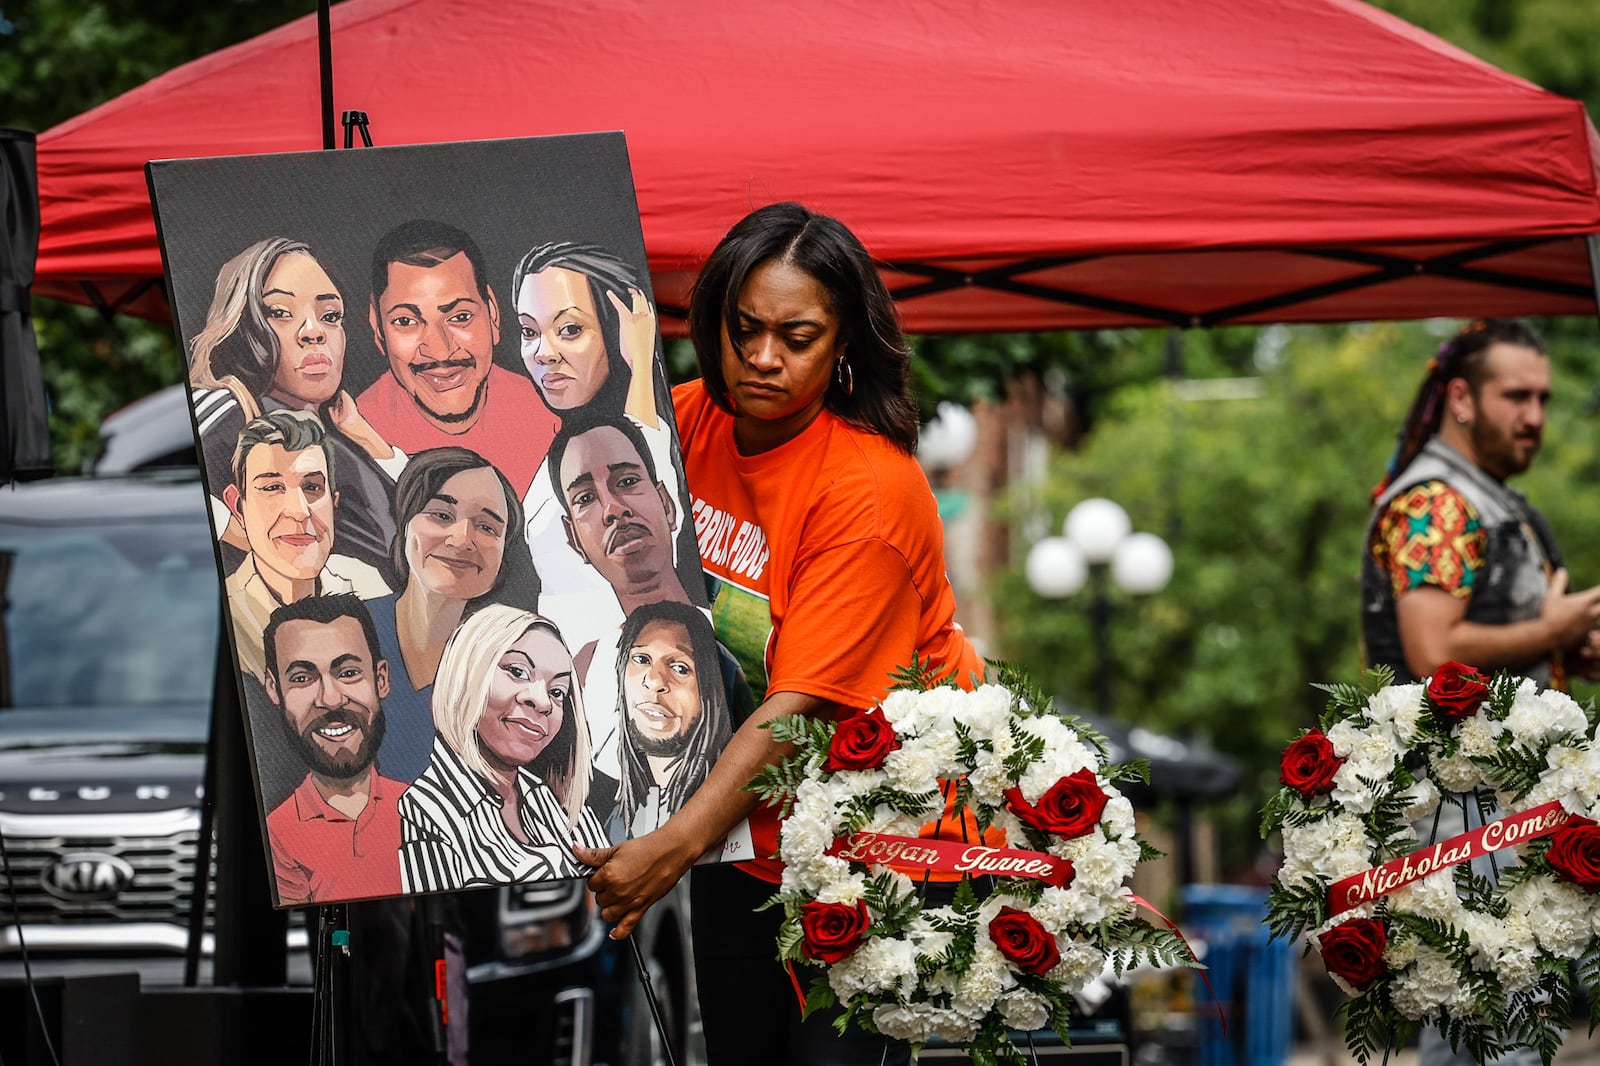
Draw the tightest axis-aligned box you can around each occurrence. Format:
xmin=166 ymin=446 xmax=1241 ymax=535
xmin=1024 ymin=498 xmax=1173 ymax=712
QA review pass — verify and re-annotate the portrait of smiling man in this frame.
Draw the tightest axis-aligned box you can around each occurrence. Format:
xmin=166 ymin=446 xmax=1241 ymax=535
xmin=262 ymin=593 xmax=405 ymax=905
xmin=358 ymin=219 xmax=554 ymax=496
xmin=223 ymin=409 xmax=390 ymax=683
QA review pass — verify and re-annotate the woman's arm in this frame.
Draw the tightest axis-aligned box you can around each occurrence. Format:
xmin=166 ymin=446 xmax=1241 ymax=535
xmin=325 ymin=390 xmax=398 ymax=463
xmin=575 ymin=689 xmax=832 ymax=938
xmin=610 ymin=288 xmax=660 ymax=430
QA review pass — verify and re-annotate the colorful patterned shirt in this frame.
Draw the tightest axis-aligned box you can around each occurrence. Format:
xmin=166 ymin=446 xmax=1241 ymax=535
xmin=1371 ymin=480 xmax=1486 ymax=602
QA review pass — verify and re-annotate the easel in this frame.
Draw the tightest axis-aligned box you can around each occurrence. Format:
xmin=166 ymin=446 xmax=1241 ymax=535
xmin=179 ymin=3 xmax=680 ymax=1063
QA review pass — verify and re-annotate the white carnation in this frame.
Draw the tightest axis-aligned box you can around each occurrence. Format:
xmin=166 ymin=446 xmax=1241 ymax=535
xmin=906 ymin=913 xmax=955 ymax=960
xmin=1049 ymin=938 xmax=1108 ymax=990
xmin=1432 ymin=752 xmax=1483 ymax=793
xmin=1524 ymin=744 xmax=1600 ymax=812
xmin=1455 ymin=716 xmax=1502 ymax=760
xmin=872 ymin=1004 xmax=934 ymax=1043
xmin=1325 ymin=720 xmax=1363 ymax=759
xmin=1388 ymin=870 xmax=1464 ymax=925
xmin=827 ymin=937 xmax=919 ymax=999
xmin=998 ymin=990 xmax=1051 ymax=1031
xmin=1368 ymin=684 xmax=1425 ymax=744
xmin=952 ymin=940 xmax=1016 ymax=1018
xmin=1507 ymin=879 xmax=1594 ymax=958
xmin=1400 ymin=778 xmax=1441 ymax=823
xmin=1280 ymin=813 xmax=1376 ymax=886
xmin=1387 ymin=942 xmax=1464 ymax=1021
xmin=1331 ymin=758 xmax=1387 ymax=815
xmin=1506 ymin=684 xmax=1587 ymax=750
xmin=883 ymin=744 xmax=942 ymax=793
xmin=955 ymin=685 xmax=1016 ymax=741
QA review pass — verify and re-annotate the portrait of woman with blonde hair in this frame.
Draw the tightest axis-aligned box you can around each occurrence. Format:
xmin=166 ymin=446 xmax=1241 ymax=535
xmin=398 ymin=605 xmax=608 ymax=891
xmin=188 ymin=236 xmax=401 ymax=575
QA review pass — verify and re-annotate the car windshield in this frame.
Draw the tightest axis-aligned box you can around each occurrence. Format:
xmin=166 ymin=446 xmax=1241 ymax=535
xmin=0 ymin=514 xmax=218 ymax=708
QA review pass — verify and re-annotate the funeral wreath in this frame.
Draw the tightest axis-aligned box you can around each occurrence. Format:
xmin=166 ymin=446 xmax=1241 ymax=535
xmin=751 ymin=660 xmax=1194 ymax=1066
xmin=1262 ymin=663 xmax=1600 ymax=1066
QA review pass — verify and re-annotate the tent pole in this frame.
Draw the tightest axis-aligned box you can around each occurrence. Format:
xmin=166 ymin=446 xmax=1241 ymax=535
xmin=1586 ymin=235 xmax=1600 ymax=332
xmin=318 ymin=0 xmax=334 ymax=150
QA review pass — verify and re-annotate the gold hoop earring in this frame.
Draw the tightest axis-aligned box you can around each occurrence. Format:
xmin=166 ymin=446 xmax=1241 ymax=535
xmin=835 ymin=356 xmax=855 ymax=397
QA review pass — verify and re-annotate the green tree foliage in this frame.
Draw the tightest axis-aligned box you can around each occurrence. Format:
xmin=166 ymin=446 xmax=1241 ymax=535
xmin=2 ymin=0 xmax=301 ymax=472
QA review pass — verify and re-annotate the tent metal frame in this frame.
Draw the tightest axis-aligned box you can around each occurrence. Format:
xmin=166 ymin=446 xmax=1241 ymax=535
xmin=883 ymin=236 xmax=1595 ymax=328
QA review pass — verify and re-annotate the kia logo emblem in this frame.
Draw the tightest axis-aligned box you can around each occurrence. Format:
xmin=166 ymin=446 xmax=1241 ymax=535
xmin=40 ymin=853 xmax=136 ymax=902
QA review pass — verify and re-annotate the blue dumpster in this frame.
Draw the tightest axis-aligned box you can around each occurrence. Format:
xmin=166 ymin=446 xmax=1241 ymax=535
xmin=1180 ymin=884 xmax=1293 ymax=1066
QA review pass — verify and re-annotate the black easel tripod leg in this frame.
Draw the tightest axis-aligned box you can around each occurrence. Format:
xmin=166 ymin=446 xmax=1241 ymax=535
xmin=183 ymin=632 xmax=230 ymax=987
xmin=630 ymin=935 xmax=678 ymax=1066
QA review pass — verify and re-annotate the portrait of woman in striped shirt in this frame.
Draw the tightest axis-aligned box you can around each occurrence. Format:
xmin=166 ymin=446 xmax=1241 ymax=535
xmin=398 ymin=605 xmax=609 ymax=891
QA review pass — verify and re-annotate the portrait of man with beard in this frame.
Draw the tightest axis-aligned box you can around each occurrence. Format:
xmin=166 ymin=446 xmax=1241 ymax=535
xmin=262 ymin=592 xmax=407 ymax=905
xmin=611 ymin=600 xmax=732 ymax=839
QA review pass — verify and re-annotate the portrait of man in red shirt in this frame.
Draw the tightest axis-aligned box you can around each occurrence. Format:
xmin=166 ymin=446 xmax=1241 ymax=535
xmin=261 ymin=592 xmax=407 ymax=905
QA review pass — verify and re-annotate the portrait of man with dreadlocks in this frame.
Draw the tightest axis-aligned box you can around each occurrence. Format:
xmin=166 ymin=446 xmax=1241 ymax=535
xmin=609 ymin=599 xmax=733 ymax=839
xmin=1361 ymin=318 xmax=1600 ymax=691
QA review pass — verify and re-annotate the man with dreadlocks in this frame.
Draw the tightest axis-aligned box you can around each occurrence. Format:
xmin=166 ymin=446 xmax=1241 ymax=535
xmin=1363 ymin=320 xmax=1600 ymax=1066
xmin=1362 ymin=318 xmax=1600 ymax=689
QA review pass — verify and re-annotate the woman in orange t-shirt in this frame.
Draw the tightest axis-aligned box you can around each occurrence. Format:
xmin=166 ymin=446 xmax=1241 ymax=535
xmin=578 ymin=202 xmax=982 ymax=1065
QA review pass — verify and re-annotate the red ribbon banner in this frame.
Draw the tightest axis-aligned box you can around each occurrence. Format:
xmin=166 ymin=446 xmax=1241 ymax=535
xmin=827 ymin=832 xmax=1076 ymax=886
xmin=1328 ymin=799 xmax=1573 ymax=916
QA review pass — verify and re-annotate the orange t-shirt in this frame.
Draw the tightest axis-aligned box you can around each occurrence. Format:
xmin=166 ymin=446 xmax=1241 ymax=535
xmin=673 ymin=381 xmax=985 ymax=883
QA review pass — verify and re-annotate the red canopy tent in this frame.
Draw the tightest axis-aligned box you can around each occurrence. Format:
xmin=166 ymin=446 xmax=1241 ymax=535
xmin=33 ymin=0 xmax=1600 ymax=332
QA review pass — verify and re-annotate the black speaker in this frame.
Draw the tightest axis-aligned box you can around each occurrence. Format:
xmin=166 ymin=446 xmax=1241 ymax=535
xmin=1 ymin=127 xmax=52 ymax=484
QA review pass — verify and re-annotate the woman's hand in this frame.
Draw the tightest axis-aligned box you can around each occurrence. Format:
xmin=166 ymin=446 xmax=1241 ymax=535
xmin=607 ymin=287 xmax=657 ymax=372
xmin=326 ymin=390 xmax=395 ymax=461
xmin=575 ymin=824 xmax=698 ymax=939
xmin=577 ymin=690 xmax=834 ymax=938
xmin=612 ymin=287 xmax=661 ymax=429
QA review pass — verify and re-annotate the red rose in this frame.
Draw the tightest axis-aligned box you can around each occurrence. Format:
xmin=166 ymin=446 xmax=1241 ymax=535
xmin=823 ymin=708 xmax=900 ymax=773
xmin=1545 ymin=817 xmax=1600 ymax=893
xmin=1279 ymin=730 xmax=1342 ymax=798
xmin=988 ymin=906 xmax=1062 ymax=975
xmin=1427 ymin=661 xmax=1490 ymax=724
xmin=1317 ymin=918 xmax=1387 ymax=989
xmin=1004 ymin=768 xmax=1108 ymax=839
xmin=799 ymin=899 xmax=871 ymax=964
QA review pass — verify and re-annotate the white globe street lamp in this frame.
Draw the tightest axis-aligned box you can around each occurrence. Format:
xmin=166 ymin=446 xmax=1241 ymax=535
xmin=1064 ymin=498 xmax=1131 ymax=564
xmin=1024 ymin=498 xmax=1172 ymax=712
xmin=1025 ymin=537 xmax=1087 ymax=599
xmin=917 ymin=402 xmax=979 ymax=471
xmin=1111 ymin=532 xmax=1174 ymax=596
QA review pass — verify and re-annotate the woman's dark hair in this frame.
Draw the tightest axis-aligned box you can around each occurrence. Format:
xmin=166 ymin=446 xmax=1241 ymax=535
xmin=613 ymin=600 xmax=731 ymax=826
xmin=687 ymin=202 xmax=918 ymax=454
xmin=391 ymin=447 xmax=539 ymax=612
xmin=510 ymin=242 xmax=641 ymax=419
xmin=1372 ymin=318 xmax=1548 ymax=500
